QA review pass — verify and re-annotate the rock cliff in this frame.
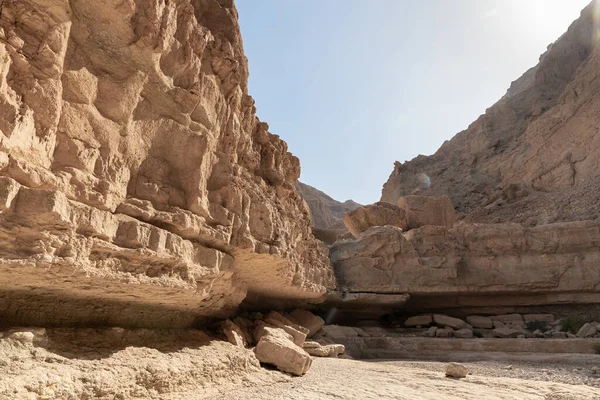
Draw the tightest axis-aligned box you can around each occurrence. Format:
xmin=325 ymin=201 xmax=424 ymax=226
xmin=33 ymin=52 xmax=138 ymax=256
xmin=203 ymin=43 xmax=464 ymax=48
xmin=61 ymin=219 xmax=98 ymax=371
xmin=381 ymin=2 xmax=600 ymax=225
xmin=0 ymin=0 xmax=334 ymax=327
xmin=295 ymin=182 xmax=361 ymax=230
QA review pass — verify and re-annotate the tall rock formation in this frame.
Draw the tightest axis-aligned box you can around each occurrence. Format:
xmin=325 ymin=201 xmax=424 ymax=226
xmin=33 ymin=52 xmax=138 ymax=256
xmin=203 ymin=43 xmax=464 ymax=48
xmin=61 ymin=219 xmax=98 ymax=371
xmin=381 ymin=1 xmax=600 ymax=225
xmin=0 ymin=0 xmax=333 ymax=327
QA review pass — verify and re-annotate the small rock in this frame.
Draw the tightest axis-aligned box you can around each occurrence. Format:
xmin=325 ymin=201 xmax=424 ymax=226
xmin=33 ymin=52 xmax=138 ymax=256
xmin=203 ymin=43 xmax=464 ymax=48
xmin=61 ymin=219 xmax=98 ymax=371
xmin=466 ymin=315 xmax=493 ymax=329
xmin=404 ymin=315 xmax=433 ymax=327
xmin=517 ymin=334 xmax=526 ymax=339
xmin=576 ymin=322 xmax=597 ymax=338
xmin=567 ymin=333 xmax=577 ymax=339
xmin=435 ymin=327 xmax=453 ymax=338
xmin=551 ymin=331 xmax=567 ymax=339
xmin=445 ymin=362 xmax=468 ymax=379
xmin=504 ymin=365 xmax=513 ymax=370
xmin=424 ymin=326 xmax=437 ymax=337
xmin=433 ymin=314 xmax=469 ymax=330
xmin=454 ymin=329 xmax=474 ymax=339
xmin=492 ymin=327 xmax=521 ymax=338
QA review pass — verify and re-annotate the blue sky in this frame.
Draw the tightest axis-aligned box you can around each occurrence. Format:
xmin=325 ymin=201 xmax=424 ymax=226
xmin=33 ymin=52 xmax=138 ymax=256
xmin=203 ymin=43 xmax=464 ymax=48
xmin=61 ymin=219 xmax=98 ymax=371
xmin=237 ymin=0 xmax=590 ymax=204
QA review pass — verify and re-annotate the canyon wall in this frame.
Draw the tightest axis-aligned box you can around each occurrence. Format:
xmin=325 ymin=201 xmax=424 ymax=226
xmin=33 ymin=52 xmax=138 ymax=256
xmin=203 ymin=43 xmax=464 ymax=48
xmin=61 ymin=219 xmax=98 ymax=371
xmin=381 ymin=2 xmax=600 ymax=225
xmin=0 ymin=0 xmax=334 ymax=327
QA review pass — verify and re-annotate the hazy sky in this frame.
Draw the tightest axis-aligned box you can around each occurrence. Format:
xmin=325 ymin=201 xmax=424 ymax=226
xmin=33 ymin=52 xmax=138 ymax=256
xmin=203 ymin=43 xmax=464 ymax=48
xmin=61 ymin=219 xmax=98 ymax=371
xmin=237 ymin=0 xmax=591 ymax=204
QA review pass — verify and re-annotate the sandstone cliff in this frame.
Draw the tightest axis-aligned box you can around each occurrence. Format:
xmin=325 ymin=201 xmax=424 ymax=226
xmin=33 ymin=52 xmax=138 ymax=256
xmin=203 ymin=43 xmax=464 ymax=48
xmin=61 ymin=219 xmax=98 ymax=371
xmin=0 ymin=0 xmax=334 ymax=327
xmin=381 ymin=2 xmax=600 ymax=225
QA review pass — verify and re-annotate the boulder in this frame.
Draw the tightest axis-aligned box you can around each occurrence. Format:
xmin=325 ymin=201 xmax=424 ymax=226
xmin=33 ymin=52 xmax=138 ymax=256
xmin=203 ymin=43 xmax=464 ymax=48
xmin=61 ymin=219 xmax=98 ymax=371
xmin=405 ymin=315 xmax=433 ymax=327
xmin=433 ymin=314 xmax=469 ymax=330
xmin=288 ymin=309 xmax=325 ymax=338
xmin=343 ymin=202 xmax=408 ymax=238
xmin=454 ymin=329 xmax=474 ymax=339
xmin=466 ymin=316 xmax=493 ymax=329
xmin=396 ymin=195 xmax=456 ymax=229
xmin=303 ymin=343 xmax=345 ymax=357
xmin=491 ymin=314 xmax=525 ymax=328
xmin=436 ymin=328 xmax=453 ymax=337
xmin=255 ymin=327 xmax=312 ymax=376
xmin=424 ymin=326 xmax=438 ymax=337
xmin=265 ymin=311 xmax=309 ymax=346
xmin=491 ymin=327 xmax=521 ymax=338
xmin=576 ymin=322 xmax=598 ymax=338
xmin=552 ymin=332 xmax=568 ymax=339
xmin=222 ymin=319 xmax=246 ymax=348
xmin=445 ymin=363 xmax=468 ymax=379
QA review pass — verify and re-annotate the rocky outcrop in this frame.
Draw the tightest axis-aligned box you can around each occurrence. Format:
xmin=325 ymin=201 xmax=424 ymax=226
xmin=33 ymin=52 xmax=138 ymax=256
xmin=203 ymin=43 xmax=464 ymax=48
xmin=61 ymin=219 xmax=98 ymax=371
xmin=295 ymin=181 xmax=361 ymax=230
xmin=381 ymin=2 xmax=600 ymax=225
xmin=343 ymin=202 xmax=407 ymax=238
xmin=330 ymin=221 xmax=600 ymax=310
xmin=0 ymin=0 xmax=334 ymax=327
xmin=396 ymin=195 xmax=456 ymax=229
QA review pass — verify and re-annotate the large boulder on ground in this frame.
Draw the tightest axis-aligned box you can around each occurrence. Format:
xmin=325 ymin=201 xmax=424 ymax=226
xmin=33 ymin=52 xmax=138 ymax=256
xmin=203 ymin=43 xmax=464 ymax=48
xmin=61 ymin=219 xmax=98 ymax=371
xmin=396 ymin=195 xmax=456 ymax=229
xmin=264 ymin=311 xmax=309 ymax=346
xmin=254 ymin=327 xmax=312 ymax=376
xmin=288 ymin=309 xmax=325 ymax=338
xmin=576 ymin=323 xmax=598 ymax=338
xmin=343 ymin=202 xmax=408 ymax=238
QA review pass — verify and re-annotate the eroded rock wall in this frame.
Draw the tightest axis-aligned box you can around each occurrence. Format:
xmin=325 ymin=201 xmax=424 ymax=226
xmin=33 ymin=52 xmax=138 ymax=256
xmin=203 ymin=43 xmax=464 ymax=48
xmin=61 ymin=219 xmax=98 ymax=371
xmin=0 ymin=0 xmax=334 ymax=327
xmin=381 ymin=2 xmax=600 ymax=223
xmin=331 ymin=221 xmax=600 ymax=310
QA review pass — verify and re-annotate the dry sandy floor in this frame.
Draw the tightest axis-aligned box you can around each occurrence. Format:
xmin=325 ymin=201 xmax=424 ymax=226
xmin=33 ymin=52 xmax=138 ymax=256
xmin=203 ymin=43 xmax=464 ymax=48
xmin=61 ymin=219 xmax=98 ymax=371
xmin=2 ymin=328 xmax=600 ymax=399
xmin=212 ymin=358 xmax=600 ymax=400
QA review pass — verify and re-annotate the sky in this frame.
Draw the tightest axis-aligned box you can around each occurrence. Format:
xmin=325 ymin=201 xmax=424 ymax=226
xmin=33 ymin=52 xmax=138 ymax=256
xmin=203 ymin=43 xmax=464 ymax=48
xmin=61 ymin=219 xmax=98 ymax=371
xmin=236 ymin=0 xmax=591 ymax=204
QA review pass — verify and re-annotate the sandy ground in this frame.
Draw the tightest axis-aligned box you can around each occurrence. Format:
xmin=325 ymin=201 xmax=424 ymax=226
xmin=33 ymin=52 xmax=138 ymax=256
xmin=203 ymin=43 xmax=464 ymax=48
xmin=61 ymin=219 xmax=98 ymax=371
xmin=2 ymin=328 xmax=600 ymax=399
xmin=211 ymin=358 xmax=600 ymax=400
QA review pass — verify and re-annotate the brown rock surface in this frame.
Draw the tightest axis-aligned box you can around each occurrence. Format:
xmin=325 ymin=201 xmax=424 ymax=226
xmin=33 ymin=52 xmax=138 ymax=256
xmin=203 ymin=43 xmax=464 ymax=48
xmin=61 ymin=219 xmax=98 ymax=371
xmin=381 ymin=2 xmax=600 ymax=225
xmin=296 ymin=181 xmax=361 ymax=230
xmin=254 ymin=326 xmax=312 ymax=376
xmin=0 ymin=0 xmax=334 ymax=327
xmin=343 ymin=202 xmax=408 ymax=238
xmin=396 ymin=195 xmax=456 ymax=229
xmin=330 ymin=221 xmax=600 ymax=309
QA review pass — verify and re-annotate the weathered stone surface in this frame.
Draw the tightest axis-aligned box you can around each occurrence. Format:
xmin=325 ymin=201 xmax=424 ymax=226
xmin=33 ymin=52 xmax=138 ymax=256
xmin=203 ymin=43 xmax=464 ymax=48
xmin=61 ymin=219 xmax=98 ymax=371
xmin=396 ymin=195 xmax=456 ymax=229
xmin=330 ymin=221 xmax=600 ymax=310
xmin=466 ymin=316 xmax=493 ymax=329
xmin=381 ymin=3 xmax=600 ymax=227
xmin=295 ymin=181 xmax=361 ymax=230
xmin=453 ymin=329 xmax=474 ymax=339
xmin=254 ymin=327 xmax=312 ymax=376
xmin=433 ymin=315 xmax=469 ymax=330
xmin=445 ymin=363 xmax=468 ymax=379
xmin=576 ymin=323 xmax=598 ymax=338
xmin=264 ymin=311 xmax=308 ymax=346
xmin=435 ymin=328 xmax=453 ymax=338
xmin=492 ymin=328 xmax=521 ymax=338
xmin=288 ymin=309 xmax=325 ymax=338
xmin=424 ymin=326 xmax=438 ymax=337
xmin=222 ymin=319 xmax=246 ymax=348
xmin=304 ymin=343 xmax=345 ymax=357
xmin=343 ymin=202 xmax=408 ymax=238
xmin=0 ymin=0 xmax=335 ymax=327
xmin=405 ymin=315 xmax=433 ymax=327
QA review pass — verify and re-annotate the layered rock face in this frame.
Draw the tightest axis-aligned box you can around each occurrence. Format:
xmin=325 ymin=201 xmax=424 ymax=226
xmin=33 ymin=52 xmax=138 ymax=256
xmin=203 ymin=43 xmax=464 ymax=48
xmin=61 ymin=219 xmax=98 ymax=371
xmin=381 ymin=2 xmax=600 ymax=225
xmin=0 ymin=0 xmax=333 ymax=327
xmin=331 ymin=220 xmax=600 ymax=312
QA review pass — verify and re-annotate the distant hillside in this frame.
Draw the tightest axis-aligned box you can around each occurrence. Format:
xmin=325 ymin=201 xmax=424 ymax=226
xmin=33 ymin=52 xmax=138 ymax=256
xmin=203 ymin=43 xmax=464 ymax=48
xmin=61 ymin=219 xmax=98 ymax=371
xmin=295 ymin=182 xmax=361 ymax=229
